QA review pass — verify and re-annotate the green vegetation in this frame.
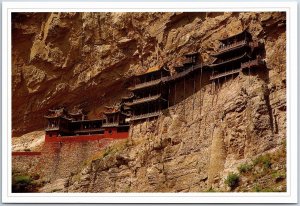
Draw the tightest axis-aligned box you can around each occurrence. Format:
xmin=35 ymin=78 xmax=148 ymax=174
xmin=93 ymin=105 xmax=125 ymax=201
xmin=125 ymin=185 xmax=131 ymax=193
xmin=103 ymin=147 xmax=113 ymax=157
xmin=271 ymin=171 xmax=286 ymax=182
xmin=51 ymin=189 xmax=61 ymax=193
xmin=82 ymin=139 xmax=128 ymax=169
xmin=206 ymin=187 xmax=217 ymax=192
xmin=253 ymin=154 xmax=272 ymax=169
xmin=13 ymin=175 xmax=32 ymax=184
xmin=253 ymin=184 xmax=280 ymax=192
xmin=12 ymin=174 xmax=38 ymax=193
xmin=12 ymin=169 xmax=44 ymax=193
xmin=234 ymin=146 xmax=287 ymax=192
xmin=225 ymin=172 xmax=239 ymax=189
xmin=238 ymin=162 xmax=252 ymax=173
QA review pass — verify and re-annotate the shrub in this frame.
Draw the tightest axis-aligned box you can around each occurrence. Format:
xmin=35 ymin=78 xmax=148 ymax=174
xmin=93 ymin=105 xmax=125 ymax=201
xmin=206 ymin=187 xmax=216 ymax=192
xmin=103 ymin=147 xmax=112 ymax=157
xmin=12 ymin=175 xmax=36 ymax=193
xmin=253 ymin=154 xmax=272 ymax=169
xmin=254 ymin=184 xmax=261 ymax=192
xmin=272 ymin=171 xmax=286 ymax=182
xmin=238 ymin=163 xmax=252 ymax=173
xmin=225 ymin=172 xmax=239 ymax=189
xmin=253 ymin=185 xmax=277 ymax=192
xmin=13 ymin=175 xmax=32 ymax=184
xmin=125 ymin=186 xmax=131 ymax=193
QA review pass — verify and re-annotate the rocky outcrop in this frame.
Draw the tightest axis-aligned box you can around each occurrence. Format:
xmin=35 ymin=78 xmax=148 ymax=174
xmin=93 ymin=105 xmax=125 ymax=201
xmin=66 ymin=63 xmax=286 ymax=192
xmin=12 ymin=12 xmax=286 ymax=192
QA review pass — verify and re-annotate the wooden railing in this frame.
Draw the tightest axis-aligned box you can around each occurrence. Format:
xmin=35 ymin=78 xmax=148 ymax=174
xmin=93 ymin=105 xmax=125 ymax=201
xmin=210 ymin=56 xmax=265 ymax=81
xmin=168 ymin=64 xmax=202 ymax=82
xmin=130 ymin=111 xmax=161 ymax=121
xmin=45 ymin=126 xmax=59 ymax=131
xmin=102 ymin=122 xmax=119 ymax=127
xmin=216 ymin=40 xmax=247 ymax=54
xmin=183 ymin=59 xmax=195 ymax=65
xmin=210 ymin=52 xmax=247 ymax=67
xmin=210 ymin=68 xmax=241 ymax=80
xmin=126 ymin=94 xmax=161 ymax=106
xmin=130 ymin=79 xmax=162 ymax=90
xmin=240 ymin=56 xmax=264 ymax=70
xmin=74 ymin=128 xmax=103 ymax=133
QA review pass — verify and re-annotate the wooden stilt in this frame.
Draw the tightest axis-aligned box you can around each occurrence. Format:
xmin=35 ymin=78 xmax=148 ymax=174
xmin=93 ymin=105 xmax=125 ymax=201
xmin=199 ymin=68 xmax=203 ymax=111
xmin=139 ymin=120 xmax=141 ymax=133
xmin=174 ymin=82 xmax=177 ymax=109
xmin=248 ymin=67 xmax=250 ymax=85
xmin=183 ymin=76 xmax=186 ymax=118
xmin=168 ymin=84 xmax=170 ymax=108
xmin=212 ymin=68 xmax=215 ymax=94
xmin=199 ymin=68 xmax=203 ymax=139
xmin=131 ymin=122 xmax=134 ymax=138
xmin=192 ymin=75 xmax=196 ymax=120
xmin=146 ymin=117 xmax=149 ymax=131
xmin=156 ymin=115 xmax=160 ymax=136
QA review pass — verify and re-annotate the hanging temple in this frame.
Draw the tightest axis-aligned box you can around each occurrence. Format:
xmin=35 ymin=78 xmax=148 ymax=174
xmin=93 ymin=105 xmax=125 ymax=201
xmin=44 ymin=29 xmax=266 ymax=141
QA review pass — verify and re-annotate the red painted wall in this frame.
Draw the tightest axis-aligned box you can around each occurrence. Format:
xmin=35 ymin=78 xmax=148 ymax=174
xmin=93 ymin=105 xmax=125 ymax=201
xmin=103 ymin=127 xmax=128 ymax=139
xmin=45 ymin=130 xmax=128 ymax=143
xmin=12 ymin=152 xmax=42 ymax=156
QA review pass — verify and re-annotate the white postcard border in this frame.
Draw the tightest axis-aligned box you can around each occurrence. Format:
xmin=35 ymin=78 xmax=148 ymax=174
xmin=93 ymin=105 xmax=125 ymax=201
xmin=2 ymin=1 xmax=298 ymax=203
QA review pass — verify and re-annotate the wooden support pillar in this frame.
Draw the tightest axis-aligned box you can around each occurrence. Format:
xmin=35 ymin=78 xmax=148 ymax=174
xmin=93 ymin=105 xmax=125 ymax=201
xmin=168 ymin=84 xmax=170 ymax=108
xmin=139 ymin=119 xmax=142 ymax=133
xmin=211 ymin=68 xmax=214 ymax=94
xmin=199 ymin=68 xmax=203 ymax=139
xmin=248 ymin=67 xmax=250 ymax=85
xmin=199 ymin=68 xmax=203 ymax=110
xmin=156 ymin=115 xmax=160 ymax=136
xmin=183 ymin=76 xmax=186 ymax=118
xmin=130 ymin=121 xmax=134 ymax=139
xmin=191 ymin=75 xmax=196 ymax=120
xmin=146 ymin=103 xmax=149 ymax=130
xmin=217 ymin=77 xmax=220 ymax=92
xmin=174 ymin=82 xmax=177 ymax=108
xmin=146 ymin=117 xmax=149 ymax=131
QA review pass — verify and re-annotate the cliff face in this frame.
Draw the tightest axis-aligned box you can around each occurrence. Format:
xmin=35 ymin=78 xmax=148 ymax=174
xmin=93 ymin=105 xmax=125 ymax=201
xmin=12 ymin=12 xmax=286 ymax=192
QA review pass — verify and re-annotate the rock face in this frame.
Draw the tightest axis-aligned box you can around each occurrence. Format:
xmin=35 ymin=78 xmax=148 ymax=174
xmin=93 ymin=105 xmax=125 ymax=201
xmin=12 ymin=12 xmax=286 ymax=192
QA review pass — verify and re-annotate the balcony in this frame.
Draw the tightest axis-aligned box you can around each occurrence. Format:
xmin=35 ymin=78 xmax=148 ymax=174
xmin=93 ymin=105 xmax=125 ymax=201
xmin=74 ymin=128 xmax=104 ymax=134
xmin=210 ymin=68 xmax=241 ymax=81
xmin=130 ymin=111 xmax=161 ymax=121
xmin=129 ymin=79 xmax=162 ymax=91
xmin=102 ymin=122 xmax=119 ymax=127
xmin=213 ymin=40 xmax=247 ymax=56
xmin=45 ymin=126 xmax=59 ymax=131
xmin=125 ymin=94 xmax=162 ymax=107
xmin=209 ymin=52 xmax=248 ymax=68
xmin=240 ymin=56 xmax=265 ymax=70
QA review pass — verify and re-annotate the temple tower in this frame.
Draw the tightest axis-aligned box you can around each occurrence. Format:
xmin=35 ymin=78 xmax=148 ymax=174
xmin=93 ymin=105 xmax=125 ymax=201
xmin=126 ymin=65 xmax=171 ymax=122
xmin=44 ymin=108 xmax=72 ymax=137
xmin=102 ymin=105 xmax=129 ymax=136
xmin=209 ymin=29 xmax=265 ymax=81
